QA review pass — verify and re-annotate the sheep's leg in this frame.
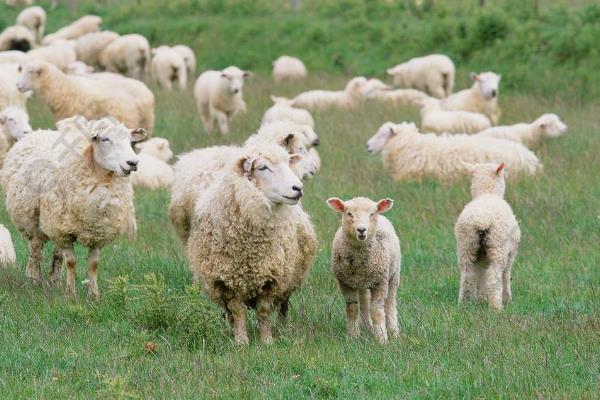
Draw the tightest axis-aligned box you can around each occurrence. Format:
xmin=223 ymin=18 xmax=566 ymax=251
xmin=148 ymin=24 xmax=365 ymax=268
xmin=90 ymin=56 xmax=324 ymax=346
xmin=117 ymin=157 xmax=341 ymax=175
xmin=503 ymin=252 xmax=516 ymax=304
xmin=227 ymin=298 xmax=249 ymax=345
xmin=358 ymin=289 xmax=372 ymax=330
xmin=25 ymin=237 xmax=44 ymax=283
xmin=256 ymin=297 xmax=274 ymax=344
xmin=63 ymin=246 xmax=78 ymax=297
xmin=484 ymin=261 xmax=504 ymax=311
xmin=369 ymin=282 xmax=388 ymax=344
xmin=458 ymin=255 xmax=477 ymax=304
xmin=200 ymin=105 xmax=214 ymax=134
xmin=213 ymin=109 xmax=230 ymax=135
xmin=339 ymin=282 xmax=360 ymax=339
xmin=86 ymin=247 xmax=101 ymax=299
xmin=385 ymin=271 xmax=400 ymax=339
xmin=49 ymin=246 xmax=64 ymax=286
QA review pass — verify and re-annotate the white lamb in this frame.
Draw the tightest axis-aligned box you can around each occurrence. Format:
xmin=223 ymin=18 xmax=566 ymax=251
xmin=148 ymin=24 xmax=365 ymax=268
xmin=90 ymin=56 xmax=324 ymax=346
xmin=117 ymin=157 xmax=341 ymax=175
xmin=288 ymin=76 xmax=368 ymax=111
xmin=151 ymin=47 xmax=187 ymax=91
xmin=172 ymin=45 xmax=196 ymax=78
xmin=194 ymin=66 xmax=250 ymax=135
xmin=442 ymin=72 xmax=502 ymax=124
xmin=0 ymin=25 xmax=35 ymax=52
xmin=0 ymin=106 xmax=31 ymax=168
xmin=130 ymin=137 xmax=174 ymax=190
xmin=42 ymin=15 xmax=102 ymax=45
xmin=74 ymin=31 xmax=119 ymax=68
xmin=420 ymin=97 xmax=492 ymax=134
xmin=477 ymin=113 xmax=568 ymax=148
xmin=0 ymin=63 xmax=29 ymax=111
xmin=0 ymin=223 xmax=16 ymax=267
xmin=16 ymin=6 xmax=46 ymax=44
xmin=386 ymin=54 xmax=454 ymax=98
xmin=272 ymin=55 xmax=307 ymax=83
xmin=366 ymin=121 xmax=542 ymax=183
xmin=262 ymin=95 xmax=315 ymax=129
xmin=98 ymin=34 xmax=151 ymax=81
xmin=26 ymin=40 xmax=77 ymax=71
xmin=455 ymin=162 xmax=521 ymax=310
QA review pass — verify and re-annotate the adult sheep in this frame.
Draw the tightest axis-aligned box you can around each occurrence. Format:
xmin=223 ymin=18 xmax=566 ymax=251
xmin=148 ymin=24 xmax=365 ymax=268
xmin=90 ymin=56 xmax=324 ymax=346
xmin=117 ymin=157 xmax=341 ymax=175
xmin=26 ymin=40 xmax=77 ymax=71
xmin=476 ymin=113 xmax=567 ymax=148
xmin=272 ymin=55 xmax=307 ymax=83
xmin=442 ymin=72 xmax=502 ymax=125
xmin=288 ymin=76 xmax=368 ymax=111
xmin=98 ymin=34 xmax=151 ymax=81
xmin=172 ymin=45 xmax=196 ymax=78
xmin=16 ymin=6 xmax=46 ymax=44
xmin=0 ymin=25 xmax=35 ymax=52
xmin=151 ymin=47 xmax=187 ymax=91
xmin=262 ymin=95 xmax=315 ymax=129
xmin=386 ymin=54 xmax=454 ymax=98
xmin=419 ymin=97 xmax=492 ymax=134
xmin=42 ymin=15 xmax=102 ymax=45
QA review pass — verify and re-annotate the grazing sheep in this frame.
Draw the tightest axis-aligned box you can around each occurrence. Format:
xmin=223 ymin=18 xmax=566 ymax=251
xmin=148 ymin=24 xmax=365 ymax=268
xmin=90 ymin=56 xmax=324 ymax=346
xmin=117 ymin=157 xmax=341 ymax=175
xmin=272 ymin=55 xmax=307 ymax=83
xmin=0 ymin=50 xmax=29 ymax=64
xmin=442 ymin=72 xmax=502 ymax=124
xmin=151 ymin=47 xmax=187 ymax=91
xmin=26 ymin=40 xmax=77 ymax=71
xmin=0 ymin=116 xmax=146 ymax=297
xmin=288 ymin=76 xmax=368 ymax=111
xmin=98 ymin=34 xmax=151 ymax=81
xmin=74 ymin=31 xmax=119 ymax=68
xmin=420 ymin=97 xmax=492 ymax=134
xmin=366 ymin=87 xmax=431 ymax=107
xmin=366 ymin=121 xmax=542 ymax=183
xmin=0 ymin=25 xmax=35 ymax=52
xmin=42 ymin=15 xmax=102 ymax=45
xmin=16 ymin=6 xmax=46 ymax=44
xmin=262 ymin=95 xmax=315 ymax=129
xmin=130 ymin=137 xmax=174 ymax=190
xmin=477 ymin=114 xmax=568 ymax=148
xmin=327 ymin=197 xmax=401 ymax=343
xmin=66 ymin=61 xmax=94 ymax=75
xmin=194 ymin=66 xmax=250 ymax=135
xmin=455 ymin=162 xmax=521 ymax=310
xmin=172 ymin=45 xmax=196 ymax=78
xmin=0 ymin=223 xmax=16 ymax=267
xmin=0 ymin=106 xmax=31 ymax=168
xmin=0 ymin=63 xmax=29 ymax=111
xmin=16 ymin=60 xmax=155 ymax=133
xmin=386 ymin=54 xmax=455 ymax=98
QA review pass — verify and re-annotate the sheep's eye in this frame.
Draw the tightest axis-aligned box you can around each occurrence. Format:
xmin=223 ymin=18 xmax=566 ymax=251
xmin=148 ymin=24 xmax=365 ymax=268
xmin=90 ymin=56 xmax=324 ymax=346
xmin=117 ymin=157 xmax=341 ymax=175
xmin=101 ymin=138 xmax=111 ymax=143
xmin=347 ymin=213 xmax=353 ymax=217
xmin=370 ymin=213 xmax=375 ymax=217
xmin=258 ymin=165 xmax=269 ymax=171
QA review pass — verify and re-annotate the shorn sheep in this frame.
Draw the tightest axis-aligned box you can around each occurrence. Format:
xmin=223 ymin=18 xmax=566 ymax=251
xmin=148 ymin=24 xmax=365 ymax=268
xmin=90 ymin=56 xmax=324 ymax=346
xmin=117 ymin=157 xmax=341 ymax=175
xmin=442 ymin=72 xmax=502 ymax=124
xmin=194 ymin=66 xmax=250 ymax=135
xmin=151 ymin=47 xmax=187 ymax=91
xmin=386 ymin=54 xmax=455 ymax=98
xmin=130 ymin=137 xmax=174 ymax=189
xmin=455 ymin=162 xmax=521 ymax=310
xmin=1 ymin=116 xmax=147 ymax=297
xmin=0 ymin=106 xmax=31 ymax=168
xmin=420 ymin=97 xmax=492 ymax=134
xmin=477 ymin=113 xmax=568 ymax=148
xmin=98 ymin=34 xmax=151 ymax=81
xmin=366 ymin=121 xmax=542 ymax=183
xmin=288 ymin=76 xmax=368 ymax=111
xmin=0 ymin=25 xmax=35 ymax=52
xmin=16 ymin=6 xmax=46 ymax=44
xmin=262 ymin=95 xmax=315 ymax=129
xmin=327 ymin=197 xmax=401 ymax=343
xmin=0 ymin=223 xmax=16 ymax=267
xmin=42 ymin=15 xmax=102 ymax=45
xmin=272 ymin=55 xmax=307 ymax=83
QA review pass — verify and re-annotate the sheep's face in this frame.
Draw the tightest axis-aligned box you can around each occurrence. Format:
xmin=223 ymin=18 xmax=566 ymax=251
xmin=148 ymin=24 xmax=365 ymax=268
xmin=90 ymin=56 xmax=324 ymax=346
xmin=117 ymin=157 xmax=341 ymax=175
xmin=220 ymin=66 xmax=250 ymax=95
xmin=327 ymin=197 xmax=393 ymax=242
xmin=135 ymin=137 xmax=173 ymax=162
xmin=278 ymin=132 xmax=316 ymax=179
xmin=463 ymin=162 xmax=506 ymax=198
xmin=535 ymin=113 xmax=568 ymax=138
xmin=16 ymin=62 xmax=47 ymax=93
xmin=0 ymin=107 xmax=31 ymax=140
xmin=241 ymin=152 xmax=303 ymax=205
xmin=367 ymin=122 xmax=418 ymax=154
xmin=471 ymin=72 xmax=501 ymax=100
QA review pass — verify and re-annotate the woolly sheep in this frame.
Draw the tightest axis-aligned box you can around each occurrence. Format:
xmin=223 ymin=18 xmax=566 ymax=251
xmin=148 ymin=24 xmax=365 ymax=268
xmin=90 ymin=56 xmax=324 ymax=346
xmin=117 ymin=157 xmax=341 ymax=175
xmin=74 ymin=31 xmax=119 ymax=68
xmin=172 ymin=45 xmax=196 ymax=78
xmin=327 ymin=197 xmax=401 ymax=343
xmin=262 ymin=95 xmax=315 ymax=129
xmin=151 ymin=47 xmax=187 ymax=91
xmin=130 ymin=137 xmax=174 ymax=189
xmin=0 ymin=25 xmax=35 ymax=52
xmin=98 ymin=34 xmax=151 ymax=81
xmin=477 ymin=113 xmax=568 ymax=148
xmin=366 ymin=121 xmax=542 ymax=183
xmin=420 ymin=97 xmax=492 ymax=134
xmin=1 ymin=116 xmax=147 ymax=297
xmin=26 ymin=40 xmax=77 ymax=71
xmin=0 ymin=106 xmax=31 ymax=168
xmin=366 ymin=87 xmax=431 ymax=107
xmin=16 ymin=60 xmax=155 ymax=133
xmin=386 ymin=54 xmax=454 ymax=98
xmin=42 ymin=15 xmax=102 ymax=45
xmin=0 ymin=223 xmax=16 ymax=267
xmin=455 ymin=162 xmax=521 ymax=310
xmin=16 ymin=6 xmax=46 ymax=44
xmin=194 ymin=66 xmax=250 ymax=135
xmin=442 ymin=72 xmax=502 ymax=125
xmin=0 ymin=50 xmax=29 ymax=64
xmin=288 ymin=76 xmax=368 ymax=111
xmin=272 ymin=55 xmax=307 ymax=83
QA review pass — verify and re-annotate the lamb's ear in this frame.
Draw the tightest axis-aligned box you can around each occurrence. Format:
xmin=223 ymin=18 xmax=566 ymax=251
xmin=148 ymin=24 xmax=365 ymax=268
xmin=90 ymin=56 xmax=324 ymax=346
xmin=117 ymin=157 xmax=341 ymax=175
xmin=376 ymin=198 xmax=393 ymax=213
xmin=462 ymin=161 xmax=476 ymax=174
xmin=282 ymin=133 xmax=295 ymax=149
xmin=237 ymin=156 xmax=257 ymax=177
xmin=130 ymin=128 xmax=147 ymax=143
xmin=327 ymin=197 xmax=345 ymax=213
xmin=243 ymin=71 xmax=252 ymax=78
xmin=495 ymin=162 xmax=506 ymax=175
xmin=470 ymin=72 xmax=479 ymax=81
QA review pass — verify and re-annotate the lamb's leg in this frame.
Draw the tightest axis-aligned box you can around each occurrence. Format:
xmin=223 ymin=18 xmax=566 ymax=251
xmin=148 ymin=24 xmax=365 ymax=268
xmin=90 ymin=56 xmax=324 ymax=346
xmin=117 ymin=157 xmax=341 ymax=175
xmin=227 ymin=298 xmax=248 ymax=345
xmin=369 ymin=282 xmax=388 ymax=344
xmin=256 ymin=297 xmax=274 ymax=344
xmin=25 ymin=237 xmax=44 ymax=283
xmin=385 ymin=271 xmax=400 ymax=339
xmin=63 ymin=246 xmax=77 ymax=297
xmin=458 ymin=253 xmax=477 ymax=304
xmin=199 ymin=103 xmax=213 ymax=134
xmin=503 ymin=252 xmax=516 ymax=304
xmin=358 ymin=289 xmax=372 ymax=330
xmin=484 ymin=261 xmax=504 ymax=311
xmin=339 ymin=282 xmax=360 ymax=339
xmin=49 ymin=246 xmax=63 ymax=286
xmin=86 ymin=247 xmax=101 ymax=299
xmin=213 ymin=109 xmax=230 ymax=135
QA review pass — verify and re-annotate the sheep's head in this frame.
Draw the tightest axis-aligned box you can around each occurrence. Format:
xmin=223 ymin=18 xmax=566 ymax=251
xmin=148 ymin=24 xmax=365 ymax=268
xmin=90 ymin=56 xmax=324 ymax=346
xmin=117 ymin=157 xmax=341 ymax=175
xmin=220 ymin=66 xmax=251 ymax=95
xmin=462 ymin=161 xmax=506 ymax=198
xmin=534 ymin=113 xmax=568 ymax=138
xmin=470 ymin=72 xmax=501 ymax=100
xmin=367 ymin=122 xmax=418 ymax=154
xmin=16 ymin=61 xmax=53 ymax=93
xmin=327 ymin=197 xmax=393 ymax=242
xmin=135 ymin=137 xmax=173 ymax=162
xmin=299 ymin=124 xmax=319 ymax=148
xmin=0 ymin=107 xmax=31 ymax=140
xmin=345 ymin=76 xmax=368 ymax=97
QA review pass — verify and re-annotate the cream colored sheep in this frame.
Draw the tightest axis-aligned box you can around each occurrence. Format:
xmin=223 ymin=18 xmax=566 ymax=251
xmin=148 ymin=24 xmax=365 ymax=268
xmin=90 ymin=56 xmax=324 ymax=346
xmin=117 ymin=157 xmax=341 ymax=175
xmin=98 ymin=34 xmax=150 ymax=81
xmin=366 ymin=87 xmax=431 ymax=107
xmin=151 ymin=47 xmax=187 ymax=91
xmin=172 ymin=45 xmax=196 ymax=78
xmin=477 ymin=113 xmax=568 ymax=148
xmin=262 ymin=95 xmax=315 ymax=129
xmin=455 ymin=162 xmax=521 ymax=310
xmin=26 ymin=40 xmax=77 ymax=71
xmin=0 ymin=50 xmax=29 ymax=64
xmin=0 ymin=25 xmax=35 ymax=52
xmin=74 ymin=31 xmax=119 ymax=68
xmin=0 ymin=63 xmax=29 ymax=111
xmin=42 ymin=15 xmax=102 ymax=45
xmin=130 ymin=137 xmax=174 ymax=189
xmin=272 ymin=55 xmax=307 ymax=83
xmin=0 ymin=106 xmax=31 ymax=168
xmin=288 ymin=76 xmax=368 ymax=111
xmin=386 ymin=54 xmax=454 ymax=98
xmin=420 ymin=97 xmax=492 ymax=134
xmin=442 ymin=72 xmax=502 ymax=124
xmin=16 ymin=6 xmax=46 ymax=44
xmin=0 ymin=223 xmax=16 ymax=267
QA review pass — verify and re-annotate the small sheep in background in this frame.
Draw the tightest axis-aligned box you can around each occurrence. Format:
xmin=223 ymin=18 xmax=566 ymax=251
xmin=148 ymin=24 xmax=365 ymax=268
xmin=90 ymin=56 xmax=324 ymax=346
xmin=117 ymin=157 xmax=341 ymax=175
xmin=366 ymin=87 xmax=430 ymax=107
xmin=477 ymin=113 xmax=567 ymax=148
xmin=130 ymin=137 xmax=174 ymax=190
xmin=442 ymin=72 xmax=502 ymax=124
xmin=420 ymin=97 xmax=492 ymax=134
xmin=151 ymin=47 xmax=187 ymax=91
xmin=98 ymin=34 xmax=151 ymax=81
xmin=386 ymin=54 xmax=455 ymax=98
xmin=272 ymin=55 xmax=307 ymax=83
xmin=0 ymin=223 xmax=16 ymax=267
xmin=262 ymin=95 xmax=315 ymax=128
xmin=288 ymin=76 xmax=368 ymax=111
xmin=42 ymin=15 xmax=102 ymax=45
xmin=0 ymin=106 xmax=31 ymax=168
xmin=455 ymin=162 xmax=521 ymax=310
xmin=328 ymin=197 xmax=401 ymax=343
xmin=172 ymin=45 xmax=196 ymax=78
xmin=16 ymin=6 xmax=46 ymax=44
xmin=0 ymin=25 xmax=35 ymax=52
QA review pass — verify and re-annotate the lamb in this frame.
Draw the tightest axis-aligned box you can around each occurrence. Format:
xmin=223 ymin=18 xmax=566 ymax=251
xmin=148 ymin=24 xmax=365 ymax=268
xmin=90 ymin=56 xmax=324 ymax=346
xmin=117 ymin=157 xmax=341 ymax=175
xmin=366 ymin=121 xmax=542 ymax=183
xmin=477 ymin=113 xmax=568 ymax=148
xmin=130 ymin=137 xmax=174 ymax=189
xmin=98 ymin=34 xmax=151 ymax=81
xmin=42 ymin=15 xmax=102 ymax=45
xmin=366 ymin=87 xmax=431 ymax=107
xmin=0 ymin=106 xmax=31 ymax=168
xmin=0 ymin=50 xmax=29 ymax=64
xmin=172 ymin=45 xmax=196 ymax=78
xmin=262 ymin=95 xmax=315 ymax=129
xmin=272 ymin=55 xmax=307 ymax=83
xmin=0 ymin=63 xmax=30 ymax=111
xmin=0 ymin=25 xmax=35 ymax=52
xmin=26 ymin=40 xmax=77 ymax=71
xmin=327 ymin=197 xmax=401 ymax=343
xmin=0 ymin=224 xmax=16 ymax=267
xmin=16 ymin=60 xmax=155 ymax=133
xmin=186 ymin=141 xmax=316 ymax=344
xmin=74 ymin=31 xmax=119 ymax=68
xmin=420 ymin=97 xmax=492 ymax=134
xmin=16 ymin=6 xmax=46 ymax=44
xmin=193 ymin=66 xmax=250 ymax=135
xmin=454 ymin=162 xmax=521 ymax=310
xmin=288 ymin=76 xmax=368 ymax=111
xmin=442 ymin=72 xmax=502 ymax=125
xmin=151 ymin=47 xmax=187 ymax=91
xmin=386 ymin=54 xmax=455 ymax=98
xmin=0 ymin=116 xmax=146 ymax=297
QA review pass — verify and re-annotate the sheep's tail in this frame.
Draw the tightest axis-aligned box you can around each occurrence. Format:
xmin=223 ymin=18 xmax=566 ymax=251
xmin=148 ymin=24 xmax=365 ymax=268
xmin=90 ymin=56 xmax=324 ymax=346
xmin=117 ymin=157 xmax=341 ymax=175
xmin=474 ymin=228 xmax=489 ymax=263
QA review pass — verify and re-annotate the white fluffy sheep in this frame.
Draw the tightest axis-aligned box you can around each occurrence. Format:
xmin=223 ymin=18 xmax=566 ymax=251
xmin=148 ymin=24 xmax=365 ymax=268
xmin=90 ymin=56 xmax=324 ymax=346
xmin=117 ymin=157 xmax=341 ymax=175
xmin=262 ymin=95 xmax=315 ymax=129
xmin=477 ymin=113 xmax=568 ymax=148
xmin=26 ymin=40 xmax=77 ymax=71
xmin=272 ymin=55 xmax=307 ymax=83
xmin=455 ymin=162 xmax=521 ymax=310
xmin=442 ymin=72 xmax=502 ymax=124
xmin=16 ymin=6 xmax=46 ymax=44
xmin=0 ymin=223 xmax=16 ymax=267
xmin=327 ymin=197 xmax=401 ymax=343
xmin=0 ymin=25 xmax=35 ymax=52
xmin=42 ymin=15 xmax=102 ymax=45
xmin=288 ymin=76 xmax=368 ymax=111
xmin=1 ymin=116 xmax=146 ymax=297
xmin=130 ymin=137 xmax=174 ymax=189
xmin=366 ymin=87 xmax=431 ymax=107
xmin=151 ymin=47 xmax=187 ymax=91
xmin=0 ymin=50 xmax=29 ymax=64
xmin=74 ymin=31 xmax=119 ymax=68
xmin=0 ymin=63 xmax=29 ymax=111
xmin=98 ymin=34 xmax=151 ymax=81
xmin=194 ymin=66 xmax=250 ymax=135
xmin=172 ymin=45 xmax=196 ymax=78
xmin=0 ymin=106 xmax=31 ymax=168
xmin=366 ymin=121 xmax=542 ymax=183
xmin=386 ymin=54 xmax=455 ymax=98
xmin=420 ymin=97 xmax=492 ymax=134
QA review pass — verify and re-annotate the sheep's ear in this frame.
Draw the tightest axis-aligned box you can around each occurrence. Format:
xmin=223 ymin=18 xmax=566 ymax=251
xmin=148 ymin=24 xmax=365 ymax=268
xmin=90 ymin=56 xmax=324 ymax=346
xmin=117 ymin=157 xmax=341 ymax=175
xmin=130 ymin=128 xmax=147 ymax=143
xmin=495 ymin=162 xmax=506 ymax=175
xmin=388 ymin=125 xmax=397 ymax=136
xmin=238 ymin=156 xmax=257 ymax=177
xmin=282 ymin=133 xmax=295 ymax=149
xmin=462 ymin=161 xmax=476 ymax=174
xmin=243 ymin=71 xmax=252 ymax=78
xmin=327 ymin=197 xmax=345 ymax=213
xmin=470 ymin=72 xmax=479 ymax=81
xmin=376 ymin=198 xmax=393 ymax=213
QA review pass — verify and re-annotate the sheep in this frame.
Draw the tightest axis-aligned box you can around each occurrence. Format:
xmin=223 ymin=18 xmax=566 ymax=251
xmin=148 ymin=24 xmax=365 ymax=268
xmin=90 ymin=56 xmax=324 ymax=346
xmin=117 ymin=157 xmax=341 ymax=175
xmin=130 ymin=137 xmax=174 ymax=189
xmin=186 ymin=141 xmax=316 ymax=344
xmin=16 ymin=6 xmax=46 ymax=44
xmin=98 ymin=34 xmax=151 ymax=81
xmin=74 ymin=31 xmax=119 ymax=68
xmin=386 ymin=54 xmax=455 ymax=98
xmin=66 ymin=61 xmax=94 ymax=75
xmin=288 ymin=76 xmax=368 ymax=111
xmin=0 ymin=63 xmax=30 ymax=111
xmin=0 ymin=106 xmax=31 ymax=168
xmin=366 ymin=87 xmax=431 ymax=107
xmin=194 ymin=66 xmax=250 ymax=135
xmin=0 ymin=25 xmax=35 ymax=52
xmin=420 ymin=97 xmax=492 ymax=134
xmin=366 ymin=121 xmax=542 ymax=183
xmin=455 ymin=162 xmax=521 ymax=310
xmin=16 ymin=60 xmax=155 ymax=133
xmin=359 ymin=78 xmax=391 ymax=97
xmin=442 ymin=72 xmax=502 ymax=125
xmin=42 ymin=15 xmax=102 ymax=45
xmin=262 ymin=95 xmax=315 ymax=129
xmin=26 ymin=40 xmax=77 ymax=71
xmin=272 ymin=55 xmax=307 ymax=83
xmin=151 ymin=47 xmax=187 ymax=91
xmin=0 ymin=116 xmax=147 ymax=297
xmin=477 ymin=113 xmax=568 ymax=148
xmin=0 ymin=223 xmax=16 ymax=267
xmin=172 ymin=45 xmax=196 ymax=78
xmin=0 ymin=50 xmax=29 ymax=64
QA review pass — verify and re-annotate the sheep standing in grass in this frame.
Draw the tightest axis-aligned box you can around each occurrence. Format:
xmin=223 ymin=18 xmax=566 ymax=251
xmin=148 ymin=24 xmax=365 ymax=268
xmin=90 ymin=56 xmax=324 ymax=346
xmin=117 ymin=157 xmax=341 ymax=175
xmin=442 ymin=72 xmax=502 ymax=125
xmin=194 ymin=66 xmax=250 ymax=135
xmin=272 ymin=55 xmax=307 ymax=83
xmin=386 ymin=54 xmax=454 ymax=98
xmin=74 ymin=31 xmax=119 ymax=68
xmin=262 ymin=95 xmax=315 ymax=128
xmin=42 ymin=15 xmax=102 ymax=45
xmin=130 ymin=137 xmax=174 ymax=189
xmin=455 ymin=162 xmax=520 ymax=310
xmin=0 ymin=25 xmax=35 ymax=52
xmin=0 ymin=106 xmax=31 ymax=168
xmin=420 ymin=97 xmax=491 ymax=134
xmin=288 ymin=76 xmax=368 ymax=111
xmin=0 ymin=63 xmax=30 ymax=110
xmin=0 ymin=224 xmax=16 ymax=267
xmin=1 ymin=116 xmax=146 ymax=297
xmin=98 ymin=34 xmax=151 ymax=81
xmin=366 ymin=122 xmax=542 ymax=183
xmin=16 ymin=6 xmax=46 ymax=44
xmin=477 ymin=114 xmax=568 ymax=148
xmin=172 ymin=45 xmax=196 ymax=78
xmin=327 ymin=197 xmax=401 ymax=343
xmin=151 ymin=47 xmax=187 ymax=91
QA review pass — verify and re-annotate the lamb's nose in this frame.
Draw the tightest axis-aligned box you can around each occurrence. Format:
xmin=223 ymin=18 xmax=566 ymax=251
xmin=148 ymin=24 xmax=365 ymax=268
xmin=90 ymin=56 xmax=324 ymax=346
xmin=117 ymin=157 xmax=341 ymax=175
xmin=357 ymin=228 xmax=366 ymax=234
xmin=127 ymin=160 xmax=138 ymax=170
xmin=292 ymin=185 xmax=303 ymax=193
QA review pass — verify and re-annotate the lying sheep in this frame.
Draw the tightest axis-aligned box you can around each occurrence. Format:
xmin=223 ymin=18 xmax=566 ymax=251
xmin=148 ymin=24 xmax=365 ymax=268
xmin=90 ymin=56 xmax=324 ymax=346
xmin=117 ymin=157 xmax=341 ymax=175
xmin=359 ymin=78 xmax=391 ymax=97
xmin=0 ymin=50 xmax=29 ymax=64
xmin=26 ymin=40 xmax=77 ymax=71
xmin=16 ymin=60 xmax=155 ymax=133
xmin=455 ymin=162 xmax=521 ymax=310
xmin=272 ymin=55 xmax=307 ymax=83
xmin=194 ymin=66 xmax=250 ymax=135
xmin=74 ymin=31 xmax=119 ymax=68
xmin=16 ymin=6 xmax=46 ymax=44
xmin=366 ymin=121 xmax=542 ymax=183
xmin=172 ymin=45 xmax=196 ymax=78
xmin=0 ymin=106 xmax=31 ymax=168
xmin=328 ymin=197 xmax=401 ymax=343
xmin=262 ymin=95 xmax=315 ymax=128
xmin=42 ymin=15 xmax=102 ymax=45
xmin=1 ymin=116 xmax=146 ymax=297
xmin=386 ymin=54 xmax=455 ymax=98
xmin=477 ymin=113 xmax=568 ymax=148
xmin=0 ymin=223 xmax=16 ymax=267
xmin=442 ymin=72 xmax=502 ymax=125
xmin=0 ymin=63 xmax=30 ymax=111
xmin=366 ymin=87 xmax=430 ymax=107
xmin=151 ymin=47 xmax=187 ymax=91
xmin=130 ymin=137 xmax=174 ymax=189
xmin=98 ymin=34 xmax=151 ymax=81
xmin=0 ymin=25 xmax=35 ymax=52
xmin=288 ymin=76 xmax=368 ymax=111
xmin=420 ymin=97 xmax=492 ymax=134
